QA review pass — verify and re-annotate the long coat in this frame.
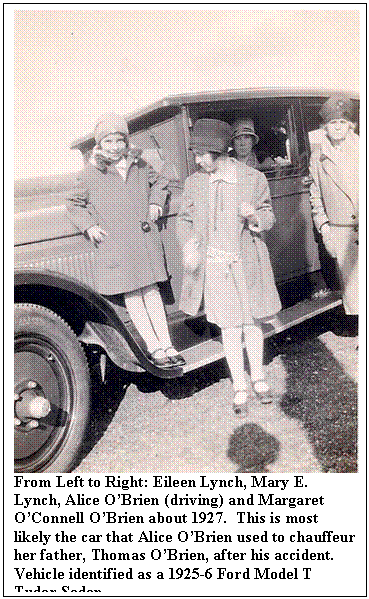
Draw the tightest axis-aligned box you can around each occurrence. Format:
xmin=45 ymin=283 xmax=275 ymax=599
xmin=309 ymin=132 xmax=359 ymax=230
xmin=176 ymin=159 xmax=281 ymax=319
xmin=309 ymin=131 xmax=359 ymax=314
xmin=66 ymin=154 xmax=169 ymax=295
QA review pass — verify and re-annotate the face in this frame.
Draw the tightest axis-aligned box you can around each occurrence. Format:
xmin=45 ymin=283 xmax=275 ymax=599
xmin=99 ymin=133 xmax=128 ymax=160
xmin=325 ymin=119 xmax=352 ymax=143
xmin=193 ymin=151 xmax=218 ymax=173
xmin=233 ymin=134 xmax=254 ymax=158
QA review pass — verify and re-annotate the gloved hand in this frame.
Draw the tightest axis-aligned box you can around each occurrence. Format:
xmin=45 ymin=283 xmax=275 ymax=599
xmin=128 ymin=147 xmax=143 ymax=162
xmin=148 ymin=204 xmax=163 ymax=222
xmin=239 ymin=202 xmax=259 ymax=230
xmin=86 ymin=225 xmax=108 ymax=247
xmin=239 ymin=202 xmax=255 ymax=219
xmin=320 ymin=223 xmax=336 ymax=258
xmin=183 ymin=237 xmax=202 ymax=271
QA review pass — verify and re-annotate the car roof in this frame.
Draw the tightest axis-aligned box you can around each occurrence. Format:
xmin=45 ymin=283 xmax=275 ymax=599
xmin=126 ymin=86 xmax=359 ymax=121
xmin=70 ymin=86 xmax=359 ymax=150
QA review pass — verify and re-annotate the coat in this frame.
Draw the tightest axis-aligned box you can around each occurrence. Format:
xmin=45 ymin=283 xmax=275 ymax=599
xmin=176 ymin=158 xmax=281 ymax=319
xmin=66 ymin=154 xmax=169 ymax=295
xmin=309 ymin=131 xmax=359 ymax=315
xmin=309 ymin=131 xmax=359 ymax=231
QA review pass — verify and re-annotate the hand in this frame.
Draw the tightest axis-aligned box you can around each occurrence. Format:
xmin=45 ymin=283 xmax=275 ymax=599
xmin=239 ymin=202 xmax=259 ymax=230
xmin=320 ymin=223 xmax=336 ymax=258
xmin=239 ymin=202 xmax=255 ymax=219
xmin=86 ymin=225 xmax=108 ymax=247
xmin=183 ymin=237 xmax=202 ymax=271
xmin=148 ymin=204 xmax=163 ymax=222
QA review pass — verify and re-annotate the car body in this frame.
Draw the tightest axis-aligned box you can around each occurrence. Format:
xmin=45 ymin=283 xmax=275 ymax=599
xmin=14 ymin=87 xmax=359 ymax=472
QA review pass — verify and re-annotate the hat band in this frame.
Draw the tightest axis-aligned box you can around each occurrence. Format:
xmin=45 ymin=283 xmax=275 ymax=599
xmin=233 ymin=128 xmax=258 ymax=138
xmin=322 ymin=109 xmax=353 ymax=123
xmin=190 ymin=136 xmax=229 ymax=153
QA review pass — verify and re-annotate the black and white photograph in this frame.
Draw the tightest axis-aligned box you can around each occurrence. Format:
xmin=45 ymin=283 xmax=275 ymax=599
xmin=7 ymin=5 xmax=366 ymax=598
xmin=12 ymin=7 xmax=361 ymax=476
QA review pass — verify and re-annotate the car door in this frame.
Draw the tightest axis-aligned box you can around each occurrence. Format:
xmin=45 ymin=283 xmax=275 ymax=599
xmin=261 ymin=98 xmax=321 ymax=305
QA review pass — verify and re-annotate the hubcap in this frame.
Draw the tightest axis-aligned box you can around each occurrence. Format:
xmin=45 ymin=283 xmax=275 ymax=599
xmin=15 ymin=387 xmax=51 ymax=422
xmin=14 ymin=338 xmax=72 ymax=471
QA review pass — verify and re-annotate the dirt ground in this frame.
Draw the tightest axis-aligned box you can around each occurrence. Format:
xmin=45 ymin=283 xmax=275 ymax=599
xmin=76 ymin=310 xmax=358 ymax=474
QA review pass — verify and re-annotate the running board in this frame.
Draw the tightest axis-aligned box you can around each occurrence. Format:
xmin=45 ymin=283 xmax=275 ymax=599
xmin=181 ymin=293 xmax=342 ymax=374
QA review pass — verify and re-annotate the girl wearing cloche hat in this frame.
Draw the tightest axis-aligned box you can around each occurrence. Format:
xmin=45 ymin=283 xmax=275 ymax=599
xmin=176 ymin=119 xmax=281 ymax=415
xmin=231 ymin=118 xmax=277 ymax=171
xmin=309 ymin=96 xmax=359 ymax=329
xmin=66 ymin=113 xmax=185 ymax=368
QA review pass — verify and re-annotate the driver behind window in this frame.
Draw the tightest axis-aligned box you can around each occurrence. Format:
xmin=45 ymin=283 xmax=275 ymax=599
xmin=231 ymin=118 xmax=276 ymax=171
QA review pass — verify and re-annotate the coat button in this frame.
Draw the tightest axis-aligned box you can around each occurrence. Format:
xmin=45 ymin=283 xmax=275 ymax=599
xmin=141 ymin=221 xmax=151 ymax=233
xmin=351 ymin=215 xmax=356 ymax=219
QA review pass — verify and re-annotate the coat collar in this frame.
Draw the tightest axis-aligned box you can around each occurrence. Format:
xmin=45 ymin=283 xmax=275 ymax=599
xmin=209 ymin=157 xmax=238 ymax=184
xmin=125 ymin=150 xmax=141 ymax=175
xmin=320 ymin=130 xmax=359 ymax=161
xmin=89 ymin=146 xmax=142 ymax=177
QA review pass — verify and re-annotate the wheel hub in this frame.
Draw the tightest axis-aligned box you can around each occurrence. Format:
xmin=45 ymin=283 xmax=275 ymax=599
xmin=14 ymin=381 xmax=51 ymax=431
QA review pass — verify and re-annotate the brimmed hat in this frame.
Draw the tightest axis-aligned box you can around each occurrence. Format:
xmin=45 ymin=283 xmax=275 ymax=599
xmin=319 ymin=96 xmax=354 ymax=124
xmin=189 ymin=119 xmax=232 ymax=154
xmin=94 ymin=113 xmax=129 ymax=145
xmin=232 ymin=118 xmax=259 ymax=145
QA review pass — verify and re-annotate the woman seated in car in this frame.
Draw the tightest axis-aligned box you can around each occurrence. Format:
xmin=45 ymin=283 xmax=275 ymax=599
xmin=231 ymin=118 xmax=276 ymax=170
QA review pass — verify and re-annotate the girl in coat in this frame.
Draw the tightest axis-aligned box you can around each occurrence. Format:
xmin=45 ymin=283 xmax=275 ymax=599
xmin=309 ymin=96 xmax=359 ymax=326
xmin=176 ymin=119 xmax=281 ymax=414
xmin=67 ymin=113 xmax=185 ymax=368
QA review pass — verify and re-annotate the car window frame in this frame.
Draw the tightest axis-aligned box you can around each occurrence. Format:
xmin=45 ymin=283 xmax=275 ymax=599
xmin=186 ymin=97 xmax=306 ymax=181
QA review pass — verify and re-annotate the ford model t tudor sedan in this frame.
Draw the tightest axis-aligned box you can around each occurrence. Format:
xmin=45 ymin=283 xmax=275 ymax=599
xmin=14 ymin=88 xmax=359 ymax=472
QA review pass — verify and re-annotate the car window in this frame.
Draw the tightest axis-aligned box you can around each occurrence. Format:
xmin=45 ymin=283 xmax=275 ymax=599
xmin=130 ymin=117 xmax=181 ymax=182
xmin=187 ymin=100 xmax=304 ymax=180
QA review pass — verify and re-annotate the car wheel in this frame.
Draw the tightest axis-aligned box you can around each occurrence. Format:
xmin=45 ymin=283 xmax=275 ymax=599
xmin=14 ymin=303 xmax=91 ymax=473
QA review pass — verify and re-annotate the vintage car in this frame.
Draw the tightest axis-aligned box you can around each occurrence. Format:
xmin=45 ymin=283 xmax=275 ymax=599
xmin=14 ymin=87 xmax=359 ymax=472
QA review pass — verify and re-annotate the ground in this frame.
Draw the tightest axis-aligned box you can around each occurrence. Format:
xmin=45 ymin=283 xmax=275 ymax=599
xmin=76 ymin=311 xmax=358 ymax=474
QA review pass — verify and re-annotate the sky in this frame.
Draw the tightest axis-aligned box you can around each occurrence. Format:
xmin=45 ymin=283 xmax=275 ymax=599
xmin=12 ymin=6 xmax=361 ymax=180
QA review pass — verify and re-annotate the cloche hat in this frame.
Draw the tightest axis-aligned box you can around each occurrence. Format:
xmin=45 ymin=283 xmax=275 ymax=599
xmin=319 ymin=96 xmax=354 ymax=124
xmin=232 ymin=118 xmax=259 ymax=145
xmin=189 ymin=119 xmax=233 ymax=154
xmin=94 ymin=113 xmax=129 ymax=145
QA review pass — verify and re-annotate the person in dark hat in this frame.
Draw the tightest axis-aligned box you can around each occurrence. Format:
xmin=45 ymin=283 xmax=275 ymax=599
xmin=176 ymin=118 xmax=281 ymax=415
xmin=66 ymin=113 xmax=185 ymax=368
xmin=309 ymin=96 xmax=359 ymax=332
xmin=231 ymin=118 xmax=276 ymax=170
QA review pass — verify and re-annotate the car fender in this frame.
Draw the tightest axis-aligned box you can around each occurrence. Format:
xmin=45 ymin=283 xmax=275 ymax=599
xmin=14 ymin=268 xmax=181 ymax=378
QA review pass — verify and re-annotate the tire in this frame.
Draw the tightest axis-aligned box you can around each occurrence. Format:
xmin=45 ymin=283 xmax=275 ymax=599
xmin=14 ymin=303 xmax=91 ymax=473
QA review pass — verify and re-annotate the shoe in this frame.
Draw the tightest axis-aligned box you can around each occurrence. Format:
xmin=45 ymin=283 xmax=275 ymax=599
xmin=251 ymin=379 xmax=273 ymax=404
xmin=164 ymin=347 xmax=186 ymax=367
xmin=232 ymin=390 xmax=250 ymax=416
xmin=149 ymin=348 xmax=173 ymax=368
xmin=168 ymin=354 xmax=186 ymax=367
